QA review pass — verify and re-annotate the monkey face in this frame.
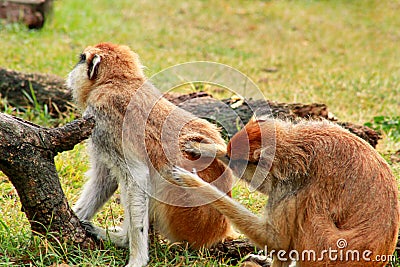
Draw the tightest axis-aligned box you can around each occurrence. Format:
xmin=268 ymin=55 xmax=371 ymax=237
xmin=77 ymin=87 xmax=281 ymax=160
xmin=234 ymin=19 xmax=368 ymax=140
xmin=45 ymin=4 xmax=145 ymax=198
xmin=228 ymin=159 xmax=257 ymax=180
xmin=228 ymin=157 xmax=272 ymax=194
xmin=66 ymin=52 xmax=97 ymax=107
xmin=226 ymin=116 xmax=276 ymax=193
xmin=227 ymin=117 xmax=263 ymax=166
xmin=66 ymin=43 xmax=145 ymax=109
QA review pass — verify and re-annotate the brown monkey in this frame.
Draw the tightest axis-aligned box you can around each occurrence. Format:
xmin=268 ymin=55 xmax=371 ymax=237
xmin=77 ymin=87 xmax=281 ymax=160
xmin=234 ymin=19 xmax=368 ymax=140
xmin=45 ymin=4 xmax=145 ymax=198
xmin=173 ymin=117 xmax=400 ymax=267
xmin=67 ymin=42 xmax=234 ymax=267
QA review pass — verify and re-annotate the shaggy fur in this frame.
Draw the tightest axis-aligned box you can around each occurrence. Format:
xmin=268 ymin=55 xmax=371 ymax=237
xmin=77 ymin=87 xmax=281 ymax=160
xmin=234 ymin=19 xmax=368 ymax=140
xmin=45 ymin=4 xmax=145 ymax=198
xmin=173 ymin=117 xmax=400 ymax=267
xmin=67 ymin=43 xmax=233 ymax=267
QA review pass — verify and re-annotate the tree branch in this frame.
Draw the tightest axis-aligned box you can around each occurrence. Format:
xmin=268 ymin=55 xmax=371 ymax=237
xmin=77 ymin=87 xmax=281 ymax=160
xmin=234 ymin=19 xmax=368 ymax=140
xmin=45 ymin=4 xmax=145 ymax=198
xmin=0 ymin=113 xmax=95 ymax=247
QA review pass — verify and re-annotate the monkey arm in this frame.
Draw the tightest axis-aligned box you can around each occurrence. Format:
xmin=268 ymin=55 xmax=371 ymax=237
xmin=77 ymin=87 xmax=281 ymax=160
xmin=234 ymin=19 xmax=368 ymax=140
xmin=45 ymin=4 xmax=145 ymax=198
xmin=73 ymin=161 xmax=118 ymax=221
xmin=171 ymin=166 xmax=280 ymax=249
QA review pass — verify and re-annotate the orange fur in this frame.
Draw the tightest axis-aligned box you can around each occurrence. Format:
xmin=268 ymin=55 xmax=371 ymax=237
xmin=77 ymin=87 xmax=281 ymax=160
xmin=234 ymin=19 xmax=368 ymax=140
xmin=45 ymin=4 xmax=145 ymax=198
xmin=69 ymin=43 xmax=233 ymax=252
xmin=232 ymin=118 xmax=400 ymax=266
xmin=174 ymin=118 xmax=400 ymax=266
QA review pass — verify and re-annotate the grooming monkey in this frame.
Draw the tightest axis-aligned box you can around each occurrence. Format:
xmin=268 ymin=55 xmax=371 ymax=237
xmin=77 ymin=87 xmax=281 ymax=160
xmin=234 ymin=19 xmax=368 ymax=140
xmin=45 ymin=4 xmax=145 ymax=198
xmin=67 ymin=43 xmax=234 ymax=267
xmin=173 ymin=117 xmax=400 ymax=267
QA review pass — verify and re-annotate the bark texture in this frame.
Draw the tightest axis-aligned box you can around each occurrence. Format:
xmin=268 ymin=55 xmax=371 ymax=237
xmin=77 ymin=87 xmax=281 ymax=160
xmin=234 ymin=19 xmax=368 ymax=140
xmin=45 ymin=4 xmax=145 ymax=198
xmin=0 ymin=0 xmax=53 ymax=29
xmin=0 ymin=67 xmax=73 ymax=114
xmin=0 ymin=113 xmax=95 ymax=247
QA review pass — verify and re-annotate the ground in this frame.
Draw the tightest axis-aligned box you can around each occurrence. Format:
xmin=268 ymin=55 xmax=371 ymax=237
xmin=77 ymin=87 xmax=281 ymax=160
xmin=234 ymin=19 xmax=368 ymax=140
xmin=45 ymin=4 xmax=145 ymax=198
xmin=0 ymin=0 xmax=399 ymax=266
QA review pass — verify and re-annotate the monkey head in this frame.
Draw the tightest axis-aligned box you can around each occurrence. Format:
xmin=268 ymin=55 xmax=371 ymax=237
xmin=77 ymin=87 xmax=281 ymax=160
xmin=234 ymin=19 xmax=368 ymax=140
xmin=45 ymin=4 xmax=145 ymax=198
xmin=227 ymin=116 xmax=276 ymax=191
xmin=67 ymin=43 xmax=145 ymax=109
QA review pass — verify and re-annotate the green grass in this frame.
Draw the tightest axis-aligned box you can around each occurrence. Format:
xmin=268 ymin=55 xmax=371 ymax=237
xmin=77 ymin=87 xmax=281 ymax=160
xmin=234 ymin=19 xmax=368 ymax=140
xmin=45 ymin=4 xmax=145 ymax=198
xmin=0 ymin=0 xmax=399 ymax=266
xmin=1 ymin=0 xmax=399 ymax=123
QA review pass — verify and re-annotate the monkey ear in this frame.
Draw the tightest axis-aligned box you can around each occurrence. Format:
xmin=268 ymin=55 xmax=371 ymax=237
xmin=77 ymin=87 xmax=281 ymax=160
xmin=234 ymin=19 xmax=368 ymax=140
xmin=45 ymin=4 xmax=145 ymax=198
xmin=88 ymin=54 xmax=101 ymax=80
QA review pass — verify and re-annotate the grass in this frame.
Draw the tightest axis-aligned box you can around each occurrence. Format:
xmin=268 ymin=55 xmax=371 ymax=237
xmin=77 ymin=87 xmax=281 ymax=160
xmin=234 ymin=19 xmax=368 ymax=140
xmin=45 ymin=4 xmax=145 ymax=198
xmin=0 ymin=0 xmax=399 ymax=266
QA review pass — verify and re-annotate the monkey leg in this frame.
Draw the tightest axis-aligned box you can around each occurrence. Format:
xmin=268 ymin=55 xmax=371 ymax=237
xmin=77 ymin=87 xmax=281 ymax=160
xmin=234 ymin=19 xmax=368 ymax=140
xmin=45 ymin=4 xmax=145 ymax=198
xmin=81 ymin=176 xmax=150 ymax=267
xmin=122 ymin=177 xmax=150 ymax=267
xmin=80 ymin=220 xmax=129 ymax=248
xmin=73 ymin=161 xmax=118 ymax=221
xmin=171 ymin=166 xmax=281 ymax=249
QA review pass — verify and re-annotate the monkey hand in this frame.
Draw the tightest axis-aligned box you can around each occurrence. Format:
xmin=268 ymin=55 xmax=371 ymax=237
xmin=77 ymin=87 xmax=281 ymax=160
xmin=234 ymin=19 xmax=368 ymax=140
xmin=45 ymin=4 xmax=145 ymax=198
xmin=170 ymin=166 xmax=208 ymax=188
xmin=183 ymin=140 xmax=227 ymax=158
xmin=80 ymin=220 xmax=99 ymax=239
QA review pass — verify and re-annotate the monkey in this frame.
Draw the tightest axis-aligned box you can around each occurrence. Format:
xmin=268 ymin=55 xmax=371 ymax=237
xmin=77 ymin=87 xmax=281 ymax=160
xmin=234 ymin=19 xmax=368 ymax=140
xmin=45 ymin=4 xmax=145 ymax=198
xmin=66 ymin=42 xmax=234 ymax=267
xmin=172 ymin=116 xmax=400 ymax=267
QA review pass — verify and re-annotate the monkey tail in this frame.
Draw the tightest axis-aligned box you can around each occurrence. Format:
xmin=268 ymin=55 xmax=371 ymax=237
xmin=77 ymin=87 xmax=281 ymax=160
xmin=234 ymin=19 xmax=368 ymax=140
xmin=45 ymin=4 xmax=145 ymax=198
xmin=171 ymin=166 xmax=279 ymax=249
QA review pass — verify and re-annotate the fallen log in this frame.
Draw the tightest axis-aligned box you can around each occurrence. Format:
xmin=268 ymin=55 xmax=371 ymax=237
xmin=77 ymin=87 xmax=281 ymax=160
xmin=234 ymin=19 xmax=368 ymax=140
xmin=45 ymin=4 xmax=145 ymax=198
xmin=166 ymin=93 xmax=380 ymax=147
xmin=209 ymin=238 xmax=270 ymax=266
xmin=0 ymin=0 xmax=53 ymax=29
xmin=0 ymin=67 xmax=73 ymax=114
xmin=0 ymin=67 xmax=380 ymax=147
xmin=0 ymin=113 xmax=96 ymax=248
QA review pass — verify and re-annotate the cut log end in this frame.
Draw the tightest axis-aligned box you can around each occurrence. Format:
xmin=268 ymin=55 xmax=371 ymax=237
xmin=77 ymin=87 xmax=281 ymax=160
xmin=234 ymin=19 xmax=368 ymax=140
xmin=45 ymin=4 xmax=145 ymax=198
xmin=0 ymin=0 xmax=53 ymax=29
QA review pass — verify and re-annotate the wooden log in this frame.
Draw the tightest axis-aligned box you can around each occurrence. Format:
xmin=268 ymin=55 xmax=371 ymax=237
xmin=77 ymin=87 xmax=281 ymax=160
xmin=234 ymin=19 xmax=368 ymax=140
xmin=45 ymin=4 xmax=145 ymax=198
xmin=167 ymin=94 xmax=380 ymax=147
xmin=209 ymin=238 xmax=271 ymax=266
xmin=0 ymin=0 xmax=53 ymax=29
xmin=0 ymin=67 xmax=73 ymax=114
xmin=0 ymin=113 xmax=96 ymax=248
xmin=0 ymin=67 xmax=380 ymax=147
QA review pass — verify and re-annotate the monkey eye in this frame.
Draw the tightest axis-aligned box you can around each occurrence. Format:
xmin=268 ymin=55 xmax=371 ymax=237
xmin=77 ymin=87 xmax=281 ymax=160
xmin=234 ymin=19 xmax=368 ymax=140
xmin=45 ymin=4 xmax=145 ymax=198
xmin=79 ymin=53 xmax=86 ymax=63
